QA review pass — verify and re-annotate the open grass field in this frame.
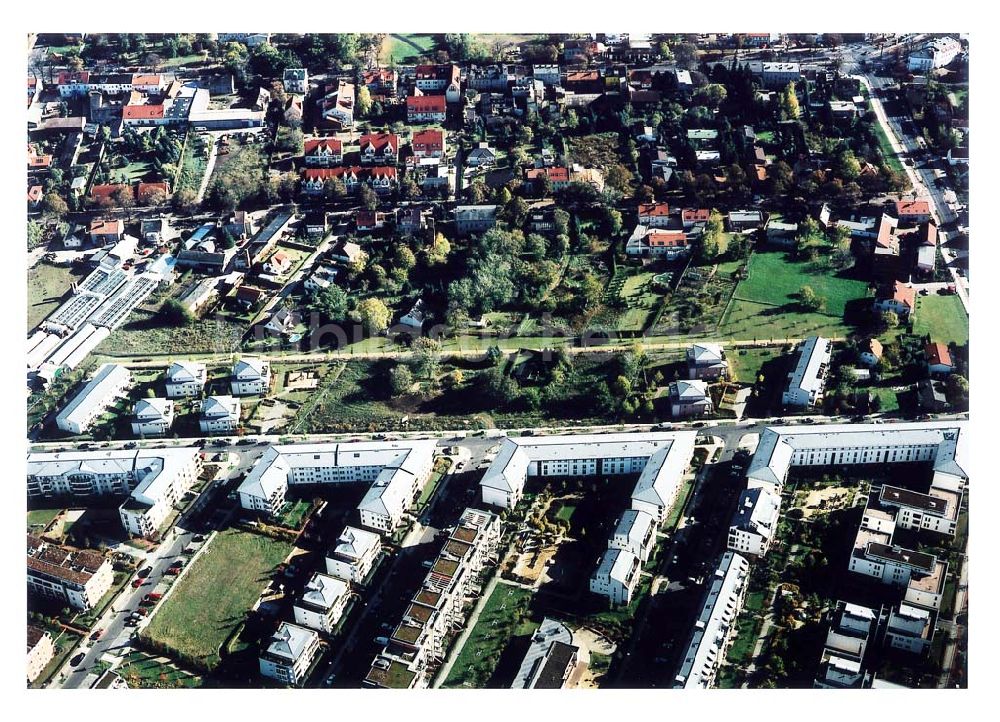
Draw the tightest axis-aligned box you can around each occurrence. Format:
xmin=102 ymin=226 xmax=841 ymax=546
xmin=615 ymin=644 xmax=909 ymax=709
xmin=175 ymin=133 xmax=209 ymax=194
xmin=142 ymin=529 xmax=292 ymax=669
xmin=118 ymin=160 xmax=154 ymax=183
xmin=719 ymin=299 xmax=852 ymax=341
xmin=381 ymin=33 xmax=441 ymax=64
xmin=735 ymin=251 xmax=870 ymax=316
xmin=27 ymin=508 xmax=62 ymax=532
xmin=441 ymin=583 xmax=537 ymax=688
xmin=728 ymin=347 xmax=779 ymax=383
xmin=95 ymin=311 xmax=246 ymax=357
xmin=912 ymin=293 xmax=968 ymax=345
xmin=28 ymin=263 xmax=86 ymax=332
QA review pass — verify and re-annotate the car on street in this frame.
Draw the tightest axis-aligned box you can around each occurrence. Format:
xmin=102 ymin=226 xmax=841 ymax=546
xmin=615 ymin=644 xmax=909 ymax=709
xmin=131 ymin=578 xmax=144 ymax=589
xmin=70 ymin=653 xmax=85 ymax=666
xmin=90 ymin=629 xmax=103 ymax=641
xmin=137 ymin=566 xmax=153 ymax=578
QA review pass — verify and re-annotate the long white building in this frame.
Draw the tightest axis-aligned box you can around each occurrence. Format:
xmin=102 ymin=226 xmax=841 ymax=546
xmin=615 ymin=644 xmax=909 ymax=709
xmin=908 ymin=37 xmax=961 ymax=72
xmin=238 ymin=441 xmax=437 ymax=533
xmin=673 ymin=551 xmax=751 ymax=688
xmin=27 ymin=447 xmax=202 ymax=538
xmin=55 ymin=363 xmax=132 ymax=434
xmin=781 ymin=336 xmax=831 ymax=408
xmin=480 ymin=432 xmax=696 ymax=521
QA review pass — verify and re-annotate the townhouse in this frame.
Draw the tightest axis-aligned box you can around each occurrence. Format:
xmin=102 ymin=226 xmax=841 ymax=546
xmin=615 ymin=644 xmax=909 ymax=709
xmin=673 ymin=552 xmax=751 ymax=688
xmin=238 ymin=441 xmax=436 ymax=532
xmin=359 ymin=132 xmax=399 ymax=166
xmin=411 ymin=129 xmax=445 ymax=158
xmin=55 ymin=363 xmax=132 ymax=434
xmin=57 ymin=71 xmax=165 ymax=98
xmin=413 ymin=63 xmax=459 ymax=92
xmin=326 ymin=526 xmax=381 ymax=584
xmin=365 ymin=508 xmax=501 ymax=689
xmin=259 ymin=622 xmax=321 ymax=686
xmin=27 ymin=535 xmax=114 ymax=610
xmin=293 ymin=573 xmax=351 ymax=634
xmin=482 ymin=432 xmax=696 ymax=521
xmin=199 ymin=395 xmax=241 ymax=434
xmin=303 ymin=137 xmax=343 ymax=167
xmin=781 ymin=336 xmax=831 ymax=409
xmin=27 ymin=447 xmax=202 ymax=538
xmin=637 ymin=202 xmax=672 ymax=228
xmin=406 ymin=94 xmax=447 ymax=123
xmin=165 ymin=360 xmax=206 ymax=398
xmin=301 ymin=166 xmax=398 ymax=195
xmin=131 ymin=397 xmax=175 ymax=437
xmin=895 ymin=199 xmax=932 ymax=225
xmin=231 ymin=357 xmax=271 ymax=395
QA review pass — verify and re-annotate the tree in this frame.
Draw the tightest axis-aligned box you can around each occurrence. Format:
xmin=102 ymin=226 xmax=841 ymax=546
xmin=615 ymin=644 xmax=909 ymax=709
xmin=605 ymin=164 xmax=634 ymax=194
xmin=394 ymin=246 xmax=417 ymax=275
xmin=694 ymin=83 xmax=728 ymax=109
xmin=389 ymin=364 xmax=413 ymax=396
xmin=799 ymin=285 xmax=827 ymax=311
xmin=359 ymin=185 xmax=378 ymax=211
xmin=411 ymin=337 xmax=441 ymax=380
xmin=308 ymin=285 xmax=348 ymax=322
xmin=781 ymin=82 xmax=801 ymax=119
xmin=172 ymin=187 xmax=198 ymax=214
xmin=357 ymin=86 xmax=373 ymax=117
xmin=159 ymin=298 xmax=193 ymax=326
xmin=27 ymin=220 xmax=44 ymax=251
xmin=42 ymin=193 xmax=68 ymax=220
xmin=425 ymin=232 xmax=450 ymax=266
xmin=356 ymin=297 xmax=391 ymax=335
xmin=946 ymin=374 xmax=969 ymax=408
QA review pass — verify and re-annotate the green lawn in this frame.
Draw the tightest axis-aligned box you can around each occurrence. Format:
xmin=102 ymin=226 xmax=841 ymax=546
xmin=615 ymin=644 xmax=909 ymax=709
xmin=118 ymin=160 xmax=153 ymax=184
xmin=95 ymin=311 xmax=246 ymax=357
xmin=663 ymin=476 xmax=695 ymax=530
xmin=735 ymin=251 xmax=870 ymax=316
xmin=381 ymin=33 xmax=441 ymax=64
xmin=27 ymin=508 xmax=62 ymax=532
xmin=175 ymin=133 xmax=209 ymax=195
xmin=728 ymin=347 xmax=778 ymax=383
xmin=28 ymin=263 xmax=86 ymax=332
xmin=142 ymin=529 xmax=292 ymax=669
xmin=116 ymin=651 xmax=203 ymax=688
xmin=275 ymin=499 xmax=313 ymax=530
xmin=755 ymin=130 xmax=776 ymax=143
xmin=719 ymin=299 xmax=853 ymax=341
xmin=912 ymin=293 xmax=968 ymax=345
xmin=441 ymin=583 xmax=537 ymax=688
xmin=871 ymin=118 xmax=906 ymax=175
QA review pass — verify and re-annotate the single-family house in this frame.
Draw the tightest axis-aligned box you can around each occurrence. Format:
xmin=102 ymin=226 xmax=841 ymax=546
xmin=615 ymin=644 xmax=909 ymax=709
xmin=669 ymin=380 xmax=713 ymax=418
xmin=859 ymin=339 xmax=883 ymax=368
xmin=304 ymin=137 xmax=343 ymax=167
xmin=359 ymin=132 xmax=399 ymax=166
xmin=131 ymin=398 xmax=175 ymax=437
xmin=231 ymin=357 xmax=271 ymax=395
xmin=874 ymin=281 xmax=916 ymax=319
xmin=924 ymin=343 xmax=954 ymax=376
xmin=199 ymin=395 xmax=241 ymax=434
xmin=165 ymin=361 xmax=206 ymax=398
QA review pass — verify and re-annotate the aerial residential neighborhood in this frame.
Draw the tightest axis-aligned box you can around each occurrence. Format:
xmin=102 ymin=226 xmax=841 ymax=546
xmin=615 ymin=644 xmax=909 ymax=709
xmin=24 ymin=29 xmax=968 ymax=694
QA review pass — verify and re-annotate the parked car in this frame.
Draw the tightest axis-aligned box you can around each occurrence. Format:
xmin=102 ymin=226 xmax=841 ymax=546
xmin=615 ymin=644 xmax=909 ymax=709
xmin=137 ymin=566 xmax=153 ymax=578
xmin=70 ymin=653 xmax=85 ymax=667
xmin=131 ymin=578 xmax=144 ymax=589
xmin=90 ymin=629 xmax=102 ymax=641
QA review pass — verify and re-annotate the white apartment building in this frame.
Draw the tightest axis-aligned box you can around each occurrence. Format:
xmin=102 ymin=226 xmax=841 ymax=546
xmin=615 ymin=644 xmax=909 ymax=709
xmin=27 ymin=447 xmax=202 ymax=538
xmin=481 ymin=432 xmax=696 ymax=520
xmin=532 ymin=64 xmax=562 ymax=86
xmin=814 ymin=601 xmax=877 ymax=689
xmin=283 ymin=68 xmax=308 ymax=94
xmin=56 ymin=363 xmax=132 ymax=434
xmin=886 ymin=604 xmax=935 ymax=654
xmin=674 ymin=552 xmax=751 ymax=688
xmin=727 ymin=485 xmax=782 ymax=557
xmin=199 ymin=395 xmax=241 ymax=434
xmin=326 ymin=526 xmax=381 ymax=584
xmin=590 ymin=547 xmax=641 ymax=605
xmin=27 ymin=626 xmax=55 ymax=683
xmin=231 ymin=357 xmax=271 ymax=395
xmin=609 ymin=509 xmax=656 ymax=562
xmin=259 ymin=622 xmax=320 ymax=686
xmin=131 ymin=397 xmax=174 ymax=437
xmin=365 ymin=508 xmax=500 ymax=689
xmin=293 ymin=573 xmax=350 ymax=634
xmin=27 ymin=536 xmax=114 ymax=610
xmin=165 ymin=360 xmax=206 ymax=397
xmin=908 ymin=37 xmax=961 ymax=73
xmin=782 ymin=336 xmax=832 ymax=408
xmin=238 ymin=441 xmax=437 ymax=532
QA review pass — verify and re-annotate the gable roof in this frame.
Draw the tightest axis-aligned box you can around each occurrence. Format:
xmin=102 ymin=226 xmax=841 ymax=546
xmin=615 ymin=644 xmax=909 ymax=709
xmin=924 ymin=342 xmax=953 ymax=368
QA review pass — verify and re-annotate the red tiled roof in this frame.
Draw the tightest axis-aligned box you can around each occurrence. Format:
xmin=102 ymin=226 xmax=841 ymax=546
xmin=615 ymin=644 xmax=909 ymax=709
xmin=89 ymin=184 xmax=129 ymax=201
xmin=359 ymin=132 xmax=399 ymax=153
xmin=27 ymin=185 xmax=43 ymax=203
xmin=412 ymin=129 xmax=444 ymax=150
xmin=896 ymin=199 xmax=930 ymax=216
xmin=304 ymin=137 xmax=343 ymax=155
xmin=303 ymin=166 xmax=396 ymax=183
xmin=923 ymin=223 xmax=938 ymax=246
xmin=925 ymin=342 xmax=953 ymax=368
xmin=864 ymin=338 xmax=884 ymax=358
xmin=890 ymin=281 xmax=915 ymax=310
xmin=682 ymin=208 xmax=710 ymax=222
xmin=407 ymin=95 xmax=446 ymax=113
xmin=638 ymin=202 xmax=670 ymax=218
xmin=89 ymin=219 xmax=123 ymax=235
xmin=137 ymin=182 xmax=169 ymax=201
xmin=526 ymin=167 xmax=570 ymax=183
xmin=122 ymin=104 xmax=165 ymax=120
xmin=647 ymin=231 xmax=688 ymax=247
xmin=57 ymin=71 xmax=90 ymax=85
xmin=131 ymin=73 xmax=162 ymax=86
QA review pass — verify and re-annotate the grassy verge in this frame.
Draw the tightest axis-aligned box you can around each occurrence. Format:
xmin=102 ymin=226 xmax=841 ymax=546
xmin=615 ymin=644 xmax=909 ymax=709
xmin=116 ymin=650 xmax=203 ymax=688
xmin=871 ymin=118 xmax=906 ymax=175
xmin=141 ymin=529 xmax=292 ymax=670
xmin=28 ymin=263 xmax=86 ymax=331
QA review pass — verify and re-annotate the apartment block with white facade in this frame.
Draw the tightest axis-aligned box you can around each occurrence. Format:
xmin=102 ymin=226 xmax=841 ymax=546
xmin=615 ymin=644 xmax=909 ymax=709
xmin=365 ymin=508 xmax=501 ymax=688
xmin=259 ymin=622 xmax=320 ymax=686
xmin=55 ymin=363 xmax=132 ymax=434
xmin=27 ymin=535 xmax=114 ymax=610
xmin=326 ymin=526 xmax=381 ymax=584
xmin=590 ymin=547 xmax=641 ymax=605
xmin=727 ymin=485 xmax=781 ymax=557
xmin=481 ymin=431 xmax=696 ymax=518
xmin=27 ymin=626 xmax=55 ymax=683
xmin=238 ymin=441 xmax=436 ymax=533
xmin=293 ymin=573 xmax=350 ymax=634
xmin=609 ymin=509 xmax=655 ymax=562
xmin=165 ymin=360 xmax=206 ymax=397
xmin=27 ymin=447 xmax=202 ymax=539
xmin=199 ymin=395 xmax=241 ymax=434
xmin=230 ymin=357 xmax=271 ymax=395
xmin=813 ymin=601 xmax=877 ymax=689
xmin=886 ymin=604 xmax=935 ymax=655
xmin=907 ymin=37 xmax=961 ymax=73
xmin=781 ymin=336 xmax=831 ymax=408
xmin=131 ymin=397 xmax=174 ymax=437
xmin=673 ymin=552 xmax=751 ymax=688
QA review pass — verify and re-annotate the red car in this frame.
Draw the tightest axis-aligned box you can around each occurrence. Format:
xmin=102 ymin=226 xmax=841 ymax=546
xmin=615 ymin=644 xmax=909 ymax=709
xmin=136 ymin=607 xmax=150 ymax=616
xmin=132 ymin=578 xmax=144 ymax=589
xmin=144 ymin=593 xmax=163 ymax=602
xmin=164 ymin=567 xmax=180 ymax=576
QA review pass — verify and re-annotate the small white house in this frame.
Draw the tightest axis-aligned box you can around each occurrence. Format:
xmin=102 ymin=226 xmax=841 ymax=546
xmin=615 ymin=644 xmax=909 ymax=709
xmin=231 ymin=357 xmax=271 ymax=396
xmin=293 ymin=573 xmax=350 ymax=634
xmin=399 ymin=299 xmax=428 ymax=330
xmin=199 ymin=395 xmax=240 ymax=434
xmin=165 ymin=361 xmax=207 ymax=398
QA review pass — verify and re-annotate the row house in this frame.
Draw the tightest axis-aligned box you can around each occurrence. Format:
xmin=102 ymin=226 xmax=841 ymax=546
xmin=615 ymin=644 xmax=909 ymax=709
xmin=301 ymin=166 xmax=398 ymax=195
xmin=413 ymin=63 xmax=459 ymax=92
xmin=406 ymin=94 xmax=447 ymax=123
xmin=303 ymin=137 xmax=343 ymax=167
xmin=359 ymin=132 xmax=399 ymax=165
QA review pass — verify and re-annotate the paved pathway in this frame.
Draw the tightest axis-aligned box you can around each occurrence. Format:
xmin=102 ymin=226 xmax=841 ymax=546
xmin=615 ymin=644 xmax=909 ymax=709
xmin=195 ymin=135 xmax=220 ymax=204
